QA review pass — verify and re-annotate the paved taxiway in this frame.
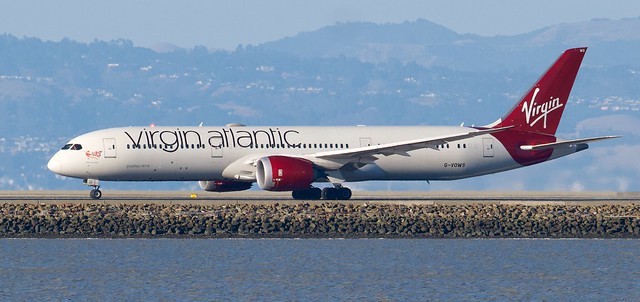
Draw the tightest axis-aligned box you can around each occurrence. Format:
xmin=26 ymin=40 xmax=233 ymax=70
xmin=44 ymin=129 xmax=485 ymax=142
xmin=1 ymin=190 xmax=638 ymax=206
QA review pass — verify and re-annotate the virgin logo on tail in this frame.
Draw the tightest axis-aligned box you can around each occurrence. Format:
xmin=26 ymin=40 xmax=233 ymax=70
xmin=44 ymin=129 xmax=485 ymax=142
xmin=495 ymin=48 xmax=586 ymax=136
xmin=521 ymin=88 xmax=563 ymax=129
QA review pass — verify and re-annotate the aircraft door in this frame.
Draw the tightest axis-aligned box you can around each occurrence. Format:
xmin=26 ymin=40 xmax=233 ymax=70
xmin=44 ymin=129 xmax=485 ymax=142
xmin=209 ymin=136 xmax=223 ymax=158
xmin=360 ymin=137 xmax=372 ymax=147
xmin=482 ymin=138 xmax=494 ymax=157
xmin=104 ymin=138 xmax=117 ymax=158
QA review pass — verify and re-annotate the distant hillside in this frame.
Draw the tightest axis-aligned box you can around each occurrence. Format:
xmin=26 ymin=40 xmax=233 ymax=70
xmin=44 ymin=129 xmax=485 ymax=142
xmin=261 ymin=18 xmax=640 ymax=71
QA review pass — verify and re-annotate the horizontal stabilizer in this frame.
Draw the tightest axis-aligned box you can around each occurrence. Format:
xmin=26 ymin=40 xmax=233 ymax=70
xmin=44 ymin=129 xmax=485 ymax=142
xmin=520 ymin=135 xmax=621 ymax=151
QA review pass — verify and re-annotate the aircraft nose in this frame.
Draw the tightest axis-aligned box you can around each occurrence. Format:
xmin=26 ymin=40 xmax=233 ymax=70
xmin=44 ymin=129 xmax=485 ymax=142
xmin=47 ymin=153 xmax=63 ymax=175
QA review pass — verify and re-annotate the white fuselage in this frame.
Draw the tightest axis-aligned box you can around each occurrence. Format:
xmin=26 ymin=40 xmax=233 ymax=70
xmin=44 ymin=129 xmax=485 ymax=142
xmin=47 ymin=125 xmax=577 ymax=184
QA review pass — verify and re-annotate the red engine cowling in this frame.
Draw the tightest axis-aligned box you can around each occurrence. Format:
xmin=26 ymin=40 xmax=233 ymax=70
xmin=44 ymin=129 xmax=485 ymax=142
xmin=256 ymin=156 xmax=317 ymax=191
xmin=199 ymin=180 xmax=252 ymax=192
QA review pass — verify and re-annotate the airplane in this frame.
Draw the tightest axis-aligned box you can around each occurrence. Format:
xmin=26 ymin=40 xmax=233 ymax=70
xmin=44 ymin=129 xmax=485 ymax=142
xmin=47 ymin=47 xmax=619 ymax=200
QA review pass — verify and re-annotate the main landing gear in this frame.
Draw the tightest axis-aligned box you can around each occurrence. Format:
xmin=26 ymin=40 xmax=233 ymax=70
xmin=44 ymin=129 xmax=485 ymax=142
xmin=84 ymin=179 xmax=102 ymax=200
xmin=321 ymin=186 xmax=352 ymax=200
xmin=292 ymin=185 xmax=352 ymax=200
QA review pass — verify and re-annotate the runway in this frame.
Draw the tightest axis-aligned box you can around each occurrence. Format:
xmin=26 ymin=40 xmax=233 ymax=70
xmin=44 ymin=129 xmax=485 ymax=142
xmin=1 ymin=190 xmax=638 ymax=205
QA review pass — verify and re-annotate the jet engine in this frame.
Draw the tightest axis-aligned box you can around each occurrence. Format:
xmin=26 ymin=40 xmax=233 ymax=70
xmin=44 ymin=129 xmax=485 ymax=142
xmin=256 ymin=156 xmax=317 ymax=191
xmin=198 ymin=180 xmax=252 ymax=192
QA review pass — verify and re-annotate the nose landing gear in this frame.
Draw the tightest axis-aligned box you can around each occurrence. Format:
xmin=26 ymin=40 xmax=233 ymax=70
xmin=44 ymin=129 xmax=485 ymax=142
xmin=90 ymin=188 xmax=102 ymax=199
xmin=84 ymin=179 xmax=102 ymax=200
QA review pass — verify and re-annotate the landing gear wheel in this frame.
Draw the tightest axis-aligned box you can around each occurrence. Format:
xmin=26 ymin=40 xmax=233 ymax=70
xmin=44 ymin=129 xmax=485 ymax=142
xmin=337 ymin=187 xmax=352 ymax=200
xmin=320 ymin=186 xmax=352 ymax=200
xmin=90 ymin=189 xmax=102 ymax=200
xmin=292 ymin=187 xmax=321 ymax=200
xmin=321 ymin=187 xmax=338 ymax=200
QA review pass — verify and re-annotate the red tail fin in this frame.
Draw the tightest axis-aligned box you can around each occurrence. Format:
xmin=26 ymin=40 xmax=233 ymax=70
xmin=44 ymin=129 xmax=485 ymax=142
xmin=494 ymin=47 xmax=587 ymax=135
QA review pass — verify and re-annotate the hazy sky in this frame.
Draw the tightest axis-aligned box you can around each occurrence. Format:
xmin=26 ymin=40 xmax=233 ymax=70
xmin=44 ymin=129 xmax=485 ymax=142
xmin=1 ymin=1 xmax=639 ymax=50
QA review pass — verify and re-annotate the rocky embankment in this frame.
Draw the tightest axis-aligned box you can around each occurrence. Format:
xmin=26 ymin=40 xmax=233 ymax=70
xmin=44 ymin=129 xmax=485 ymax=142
xmin=1 ymin=202 xmax=639 ymax=238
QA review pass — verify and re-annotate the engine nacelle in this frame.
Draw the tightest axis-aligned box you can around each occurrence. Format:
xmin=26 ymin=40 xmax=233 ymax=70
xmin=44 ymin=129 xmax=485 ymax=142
xmin=198 ymin=180 xmax=252 ymax=192
xmin=256 ymin=156 xmax=317 ymax=191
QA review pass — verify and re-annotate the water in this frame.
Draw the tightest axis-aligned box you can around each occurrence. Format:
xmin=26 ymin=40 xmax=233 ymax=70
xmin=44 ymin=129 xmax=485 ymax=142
xmin=1 ymin=239 xmax=639 ymax=301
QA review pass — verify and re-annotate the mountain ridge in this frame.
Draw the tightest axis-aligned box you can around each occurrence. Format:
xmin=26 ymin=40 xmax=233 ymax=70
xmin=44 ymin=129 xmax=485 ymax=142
xmin=261 ymin=18 xmax=640 ymax=70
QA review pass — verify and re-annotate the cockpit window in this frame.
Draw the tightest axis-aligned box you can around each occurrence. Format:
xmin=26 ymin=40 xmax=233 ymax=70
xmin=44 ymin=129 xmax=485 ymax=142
xmin=61 ymin=144 xmax=82 ymax=150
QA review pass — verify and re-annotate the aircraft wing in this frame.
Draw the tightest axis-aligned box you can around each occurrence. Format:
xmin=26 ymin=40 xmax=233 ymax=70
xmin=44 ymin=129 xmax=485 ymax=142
xmin=519 ymin=135 xmax=621 ymax=151
xmin=308 ymin=126 xmax=514 ymax=164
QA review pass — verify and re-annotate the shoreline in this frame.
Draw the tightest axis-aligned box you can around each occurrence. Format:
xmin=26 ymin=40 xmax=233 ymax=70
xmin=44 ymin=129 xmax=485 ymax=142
xmin=2 ymin=199 xmax=639 ymax=238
